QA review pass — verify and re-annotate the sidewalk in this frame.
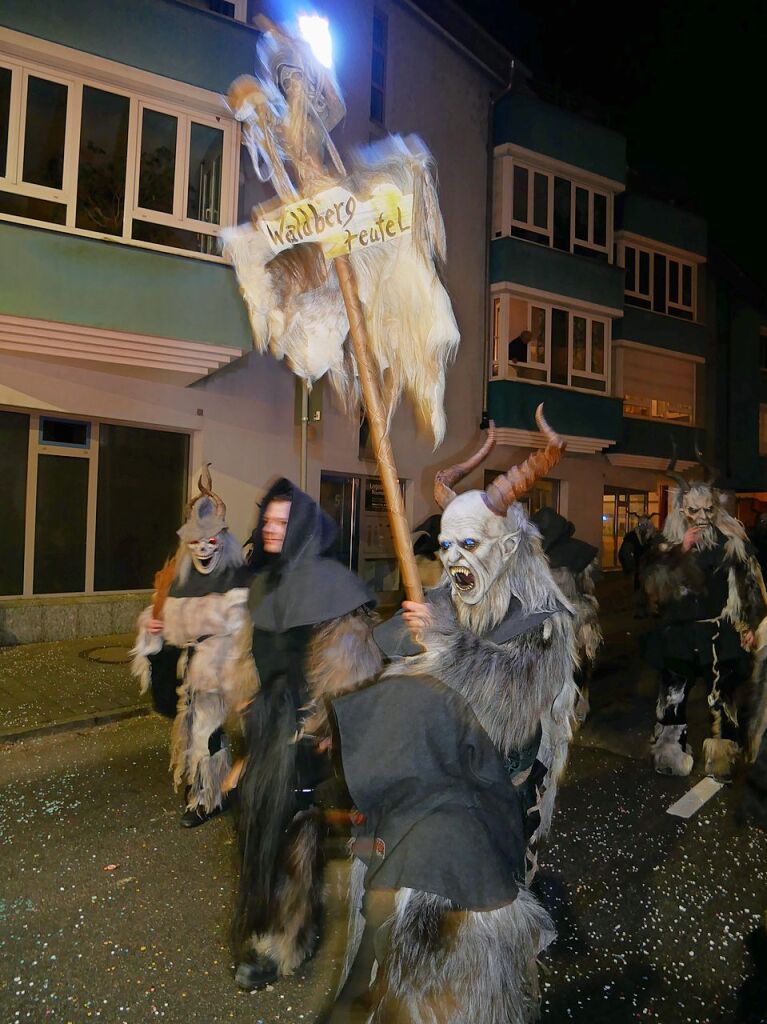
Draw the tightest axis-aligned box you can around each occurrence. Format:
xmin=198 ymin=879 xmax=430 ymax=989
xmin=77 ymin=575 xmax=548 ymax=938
xmin=0 ymin=573 xmax=667 ymax=748
xmin=0 ymin=633 xmax=149 ymax=742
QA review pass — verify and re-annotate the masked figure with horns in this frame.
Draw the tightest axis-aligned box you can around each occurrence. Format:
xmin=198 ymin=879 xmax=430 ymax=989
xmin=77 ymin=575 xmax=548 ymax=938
xmin=327 ymin=407 xmax=579 ymax=1023
xmin=131 ymin=466 xmax=256 ymax=826
xmin=642 ymin=447 xmax=766 ymax=780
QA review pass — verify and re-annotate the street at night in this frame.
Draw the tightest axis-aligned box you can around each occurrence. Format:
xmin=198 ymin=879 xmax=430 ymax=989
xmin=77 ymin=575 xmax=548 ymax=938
xmin=2 ymin=0 xmax=767 ymax=1021
xmin=2 ymin=579 xmax=766 ymax=1023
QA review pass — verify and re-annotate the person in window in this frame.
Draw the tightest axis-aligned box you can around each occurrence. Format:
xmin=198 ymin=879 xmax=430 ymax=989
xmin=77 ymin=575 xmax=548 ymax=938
xmin=508 ymin=329 xmax=533 ymax=366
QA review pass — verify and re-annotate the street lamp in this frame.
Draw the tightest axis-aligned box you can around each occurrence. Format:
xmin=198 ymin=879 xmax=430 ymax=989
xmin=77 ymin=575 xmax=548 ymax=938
xmin=297 ymin=13 xmax=333 ymax=68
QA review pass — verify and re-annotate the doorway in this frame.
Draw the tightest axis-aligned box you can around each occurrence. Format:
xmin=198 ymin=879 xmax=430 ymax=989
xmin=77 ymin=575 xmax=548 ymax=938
xmin=601 ymin=487 xmax=659 ymax=570
xmin=319 ymin=471 xmax=406 ymax=609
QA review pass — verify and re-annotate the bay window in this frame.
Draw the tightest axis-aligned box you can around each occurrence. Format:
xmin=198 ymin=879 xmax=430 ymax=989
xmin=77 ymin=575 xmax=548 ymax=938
xmin=621 ymin=241 xmax=696 ymax=321
xmin=0 ymin=52 xmax=237 ymax=259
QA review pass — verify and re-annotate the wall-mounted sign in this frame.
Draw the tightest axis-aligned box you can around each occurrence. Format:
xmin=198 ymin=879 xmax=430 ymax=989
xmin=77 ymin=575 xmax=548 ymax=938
xmin=259 ymin=184 xmax=413 ymax=259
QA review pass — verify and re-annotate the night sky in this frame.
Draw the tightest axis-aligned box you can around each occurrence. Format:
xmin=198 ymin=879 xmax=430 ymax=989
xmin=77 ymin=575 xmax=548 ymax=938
xmin=461 ymin=0 xmax=766 ymax=295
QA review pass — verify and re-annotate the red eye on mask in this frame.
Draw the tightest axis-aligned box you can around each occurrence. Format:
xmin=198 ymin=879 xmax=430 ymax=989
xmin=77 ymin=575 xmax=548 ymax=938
xmin=208 ymin=537 xmax=218 ymax=545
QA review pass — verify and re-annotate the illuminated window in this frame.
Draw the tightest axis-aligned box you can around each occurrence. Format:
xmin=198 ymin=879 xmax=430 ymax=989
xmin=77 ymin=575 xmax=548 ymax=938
xmin=621 ymin=346 xmax=696 ymax=425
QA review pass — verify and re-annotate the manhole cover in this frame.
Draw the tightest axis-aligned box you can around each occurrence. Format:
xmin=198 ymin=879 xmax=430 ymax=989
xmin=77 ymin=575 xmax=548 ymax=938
xmin=79 ymin=646 xmax=132 ymax=665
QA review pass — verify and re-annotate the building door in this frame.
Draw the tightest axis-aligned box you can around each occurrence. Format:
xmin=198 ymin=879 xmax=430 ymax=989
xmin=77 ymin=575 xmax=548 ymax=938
xmin=0 ymin=410 xmax=189 ymax=597
xmin=319 ymin=472 xmax=360 ymax=572
xmin=601 ymin=487 xmax=658 ymax=570
xmin=319 ymin=471 xmax=406 ymax=609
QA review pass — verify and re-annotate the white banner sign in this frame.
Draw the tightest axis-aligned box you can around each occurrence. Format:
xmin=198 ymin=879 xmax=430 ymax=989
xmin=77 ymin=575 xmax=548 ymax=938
xmin=259 ymin=184 xmax=413 ymax=259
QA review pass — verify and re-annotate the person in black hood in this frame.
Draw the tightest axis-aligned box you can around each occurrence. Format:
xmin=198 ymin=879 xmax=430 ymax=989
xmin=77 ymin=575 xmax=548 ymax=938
xmin=531 ymin=506 xmax=602 ymax=719
xmin=230 ymin=478 xmax=382 ymax=992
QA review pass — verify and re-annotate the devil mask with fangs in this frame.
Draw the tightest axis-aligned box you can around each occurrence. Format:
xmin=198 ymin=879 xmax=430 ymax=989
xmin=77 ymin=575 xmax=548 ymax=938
xmin=434 ymin=404 xmax=568 ymax=634
xmin=662 ymin=442 xmax=730 ymax=551
xmin=175 ymin=465 xmax=244 ymax=586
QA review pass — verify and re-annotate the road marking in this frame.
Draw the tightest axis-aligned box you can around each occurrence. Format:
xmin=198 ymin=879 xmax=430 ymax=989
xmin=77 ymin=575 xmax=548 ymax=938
xmin=666 ymin=777 xmax=723 ymax=818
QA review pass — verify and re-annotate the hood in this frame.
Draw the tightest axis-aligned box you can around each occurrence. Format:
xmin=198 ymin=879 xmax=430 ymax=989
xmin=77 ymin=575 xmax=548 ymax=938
xmin=247 ymin=477 xmax=338 ymax=572
xmin=531 ymin=506 xmax=598 ymax=574
xmin=531 ymin=506 xmax=572 ymax=550
xmin=332 ymin=673 xmax=528 ymax=909
xmin=334 ymin=675 xmax=508 ymax=817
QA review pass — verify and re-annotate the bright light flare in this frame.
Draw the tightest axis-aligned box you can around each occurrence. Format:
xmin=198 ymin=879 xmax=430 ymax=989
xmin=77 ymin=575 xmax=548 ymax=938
xmin=298 ymin=13 xmax=333 ymax=68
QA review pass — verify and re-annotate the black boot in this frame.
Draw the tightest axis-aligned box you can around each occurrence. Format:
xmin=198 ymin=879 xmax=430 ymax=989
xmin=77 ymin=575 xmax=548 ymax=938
xmin=180 ymin=794 xmax=230 ymax=829
xmin=234 ymin=954 xmax=280 ymax=991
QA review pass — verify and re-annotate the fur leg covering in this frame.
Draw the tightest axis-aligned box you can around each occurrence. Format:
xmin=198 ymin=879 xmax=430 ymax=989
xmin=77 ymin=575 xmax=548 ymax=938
xmin=170 ymin=689 xmax=230 ymax=811
xmin=339 ymin=855 xmax=368 ymax=991
xmin=252 ymin=811 xmax=324 ymax=975
xmin=651 ymin=724 xmax=694 ymax=776
xmin=233 ymin=682 xmax=323 ymax=975
xmin=703 ymin=737 xmax=740 ymax=782
xmin=371 ymin=886 xmax=554 ymax=1024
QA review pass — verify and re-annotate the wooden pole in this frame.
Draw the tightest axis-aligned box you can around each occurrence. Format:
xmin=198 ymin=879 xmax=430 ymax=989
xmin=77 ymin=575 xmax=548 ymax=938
xmin=334 ymin=254 xmax=424 ymax=604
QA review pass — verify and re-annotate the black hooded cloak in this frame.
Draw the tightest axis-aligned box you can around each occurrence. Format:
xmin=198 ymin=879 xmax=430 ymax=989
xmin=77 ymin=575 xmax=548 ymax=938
xmin=333 ymin=674 xmax=527 ymax=910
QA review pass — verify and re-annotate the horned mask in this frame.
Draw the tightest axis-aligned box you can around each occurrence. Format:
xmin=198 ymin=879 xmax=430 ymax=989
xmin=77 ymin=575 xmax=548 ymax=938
xmin=177 ymin=465 xmax=228 ymax=576
xmin=665 ymin=442 xmax=720 ymax=546
xmin=434 ymin=405 xmax=566 ymax=608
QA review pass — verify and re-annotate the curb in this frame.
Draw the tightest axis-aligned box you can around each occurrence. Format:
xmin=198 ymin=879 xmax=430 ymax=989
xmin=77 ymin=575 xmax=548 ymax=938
xmin=0 ymin=703 xmax=152 ymax=745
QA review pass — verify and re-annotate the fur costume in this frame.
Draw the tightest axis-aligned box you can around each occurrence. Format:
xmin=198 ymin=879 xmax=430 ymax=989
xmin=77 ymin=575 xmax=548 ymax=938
xmin=232 ymin=478 xmax=382 ymax=989
xmin=131 ymin=467 xmax=256 ymax=820
xmin=642 ymin=452 xmax=766 ymax=780
xmin=330 ymin=409 xmax=579 ymax=1023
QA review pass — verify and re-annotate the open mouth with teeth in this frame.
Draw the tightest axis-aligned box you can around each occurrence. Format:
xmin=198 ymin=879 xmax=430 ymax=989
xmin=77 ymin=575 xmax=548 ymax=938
xmin=449 ymin=565 xmax=476 ymax=592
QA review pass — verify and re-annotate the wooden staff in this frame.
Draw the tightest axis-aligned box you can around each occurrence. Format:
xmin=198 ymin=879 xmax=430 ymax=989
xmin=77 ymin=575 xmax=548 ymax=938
xmin=249 ymin=26 xmax=425 ymax=604
xmin=333 ymin=255 xmax=424 ymax=603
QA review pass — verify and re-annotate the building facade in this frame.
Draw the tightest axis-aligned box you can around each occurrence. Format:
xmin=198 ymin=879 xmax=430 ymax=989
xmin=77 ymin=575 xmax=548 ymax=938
xmin=0 ymin=0 xmax=509 ymax=639
xmin=487 ymin=88 xmax=766 ymax=566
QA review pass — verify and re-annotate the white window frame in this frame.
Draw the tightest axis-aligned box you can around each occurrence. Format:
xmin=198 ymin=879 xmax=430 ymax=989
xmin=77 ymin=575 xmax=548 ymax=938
xmin=510 ymin=160 xmax=553 ymax=245
xmin=495 ymin=151 xmax=614 ymax=262
xmin=619 ymin=241 xmax=697 ymax=321
xmin=524 ymin=301 xmax=610 ymax=393
xmin=0 ymin=46 xmax=239 ymax=262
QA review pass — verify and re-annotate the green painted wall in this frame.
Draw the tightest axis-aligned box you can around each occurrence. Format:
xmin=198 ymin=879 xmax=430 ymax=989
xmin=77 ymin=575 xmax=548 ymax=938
xmin=0 ymin=222 xmax=252 ymax=349
xmin=487 ymin=379 xmax=624 ymax=440
xmin=488 ymin=378 xmax=709 ymax=460
xmin=0 ymin=0 xmax=257 ymax=93
xmin=494 ymin=93 xmax=626 ymax=183
xmin=491 ymin=237 xmax=624 ymax=311
xmin=618 ymin=193 xmax=706 ymax=256
xmin=612 ymin=417 xmax=699 ymax=462
xmin=616 ymin=307 xmax=706 ymax=358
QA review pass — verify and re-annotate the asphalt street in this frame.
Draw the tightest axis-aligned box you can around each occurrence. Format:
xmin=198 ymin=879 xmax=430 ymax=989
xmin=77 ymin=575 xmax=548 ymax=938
xmin=1 ymin=579 xmax=767 ymax=1024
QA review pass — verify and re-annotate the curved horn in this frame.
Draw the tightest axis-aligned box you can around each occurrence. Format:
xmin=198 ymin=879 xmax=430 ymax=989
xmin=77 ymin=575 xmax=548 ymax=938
xmin=485 ymin=404 xmax=566 ymax=514
xmin=189 ymin=463 xmax=226 ymax=518
xmin=666 ymin=436 xmax=690 ymax=494
xmin=694 ymin=438 xmax=718 ymax=486
xmin=434 ymin=423 xmax=497 ymax=509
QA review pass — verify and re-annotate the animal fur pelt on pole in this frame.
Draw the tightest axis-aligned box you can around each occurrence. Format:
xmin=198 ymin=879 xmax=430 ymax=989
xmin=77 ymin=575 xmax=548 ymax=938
xmin=222 ymin=135 xmax=459 ymax=446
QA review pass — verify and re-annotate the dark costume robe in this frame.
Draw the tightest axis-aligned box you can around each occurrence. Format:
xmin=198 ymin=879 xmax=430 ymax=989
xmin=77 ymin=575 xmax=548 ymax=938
xmin=232 ymin=478 xmax=379 ymax=982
